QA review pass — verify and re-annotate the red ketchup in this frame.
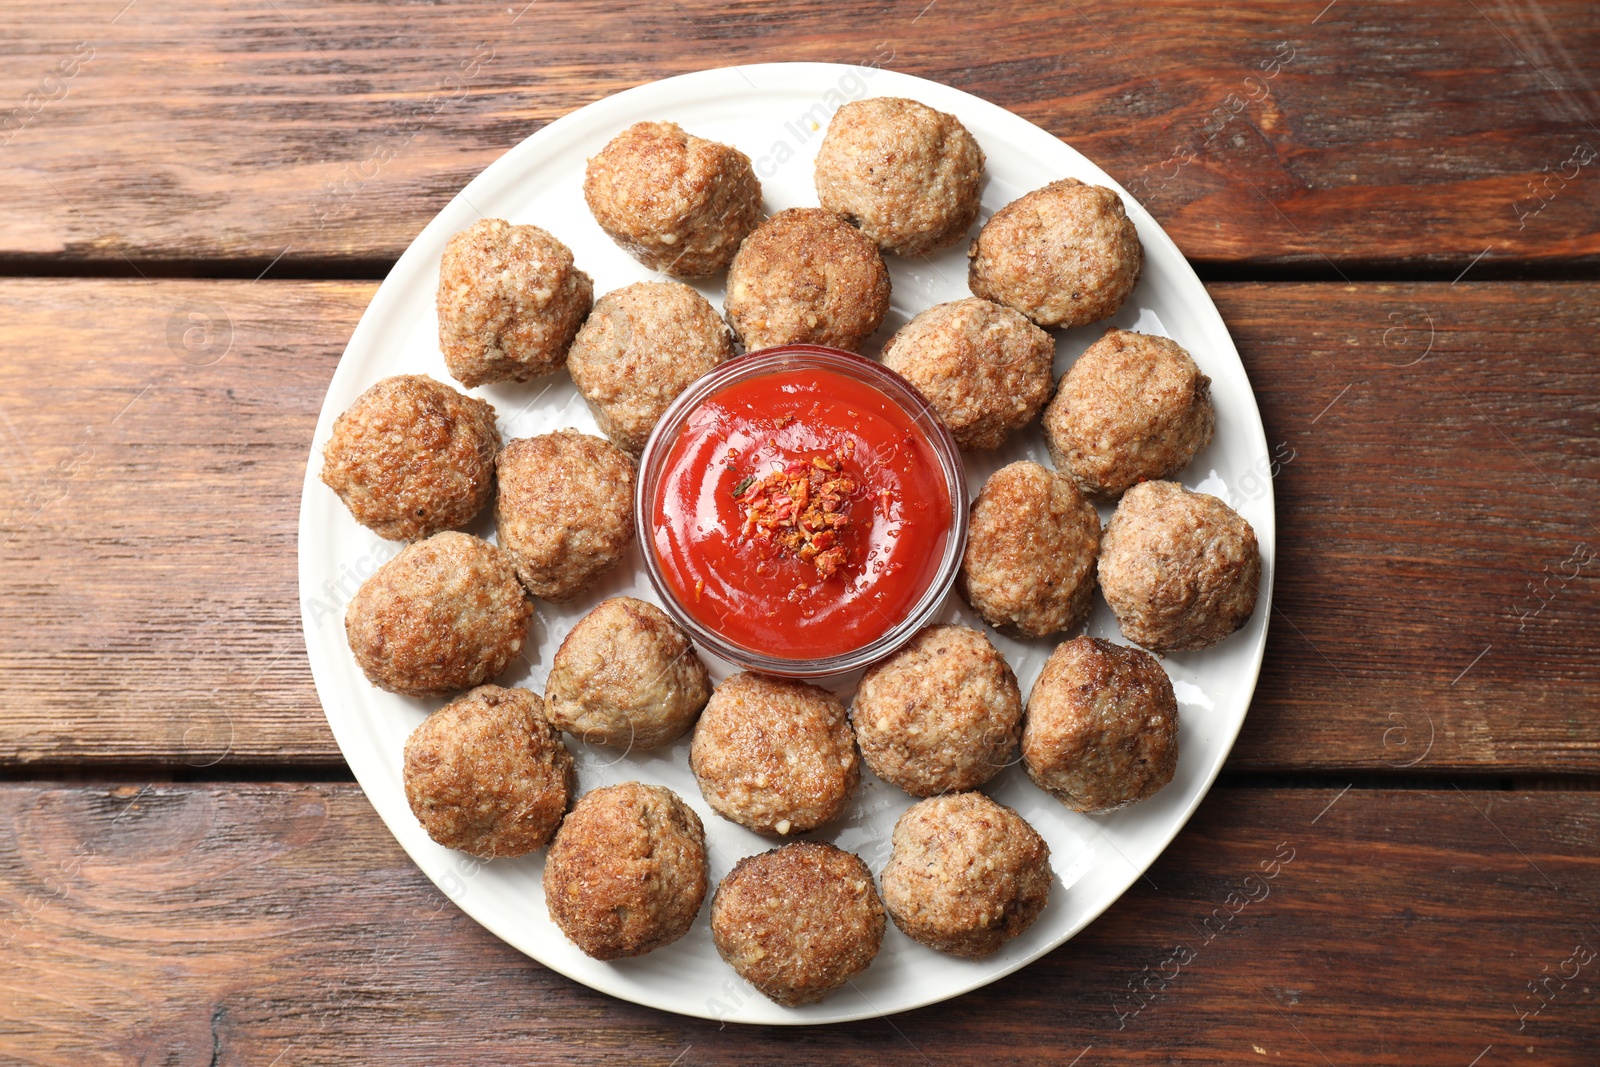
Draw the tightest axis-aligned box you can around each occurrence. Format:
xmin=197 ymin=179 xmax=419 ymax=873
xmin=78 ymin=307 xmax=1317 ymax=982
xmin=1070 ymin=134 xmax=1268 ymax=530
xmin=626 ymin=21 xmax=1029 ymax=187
xmin=650 ymin=366 xmax=952 ymax=660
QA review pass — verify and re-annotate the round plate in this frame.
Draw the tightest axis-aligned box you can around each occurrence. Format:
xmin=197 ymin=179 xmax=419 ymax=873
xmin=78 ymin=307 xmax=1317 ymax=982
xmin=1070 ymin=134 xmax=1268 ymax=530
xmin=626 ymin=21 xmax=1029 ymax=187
xmin=297 ymin=61 xmax=1276 ymax=1025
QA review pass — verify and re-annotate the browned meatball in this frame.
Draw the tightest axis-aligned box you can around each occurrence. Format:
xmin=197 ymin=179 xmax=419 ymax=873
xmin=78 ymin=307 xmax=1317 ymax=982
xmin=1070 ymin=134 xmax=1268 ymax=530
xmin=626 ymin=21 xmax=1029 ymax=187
xmin=403 ymin=685 xmax=574 ymax=858
xmin=1098 ymin=480 xmax=1260 ymax=652
xmin=566 ymin=281 xmax=734 ymax=455
xmin=1043 ymin=329 xmax=1214 ymax=501
xmin=320 ymin=375 xmax=500 ymax=542
xmin=345 ymin=532 xmax=532 ymax=697
xmin=689 ymin=672 xmax=859 ymax=835
xmin=852 ymin=625 xmax=1021 ymax=797
xmin=723 ymin=208 xmax=891 ymax=353
xmin=881 ymin=298 xmax=1055 ymax=451
xmin=495 ymin=431 xmax=636 ymax=602
xmin=814 ymin=97 xmax=985 ymax=257
xmin=583 ymin=121 xmax=762 ymax=277
xmin=960 ymin=461 xmax=1101 ymax=638
xmin=968 ymin=178 xmax=1143 ymax=328
xmin=437 ymin=219 xmax=593 ymax=388
xmin=1023 ymin=636 xmax=1178 ymax=812
xmin=881 ymin=792 xmax=1051 ymax=958
xmin=711 ymin=842 xmax=885 ymax=1007
xmin=544 ymin=596 xmax=711 ymax=749
xmin=543 ymin=782 xmax=708 ymax=960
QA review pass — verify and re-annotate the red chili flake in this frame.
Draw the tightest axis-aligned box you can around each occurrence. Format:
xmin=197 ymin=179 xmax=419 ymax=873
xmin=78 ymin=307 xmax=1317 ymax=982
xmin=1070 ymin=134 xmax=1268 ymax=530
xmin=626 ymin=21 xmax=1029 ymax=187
xmin=734 ymin=447 xmax=861 ymax=581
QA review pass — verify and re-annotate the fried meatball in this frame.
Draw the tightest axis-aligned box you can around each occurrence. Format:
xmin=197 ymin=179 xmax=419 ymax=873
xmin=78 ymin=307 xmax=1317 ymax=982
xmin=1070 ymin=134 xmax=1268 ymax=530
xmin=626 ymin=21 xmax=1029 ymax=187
xmin=583 ymin=121 xmax=762 ymax=277
xmin=1043 ymin=329 xmax=1214 ymax=502
xmin=437 ymin=219 xmax=594 ymax=388
xmin=814 ymin=97 xmax=985 ymax=257
xmin=852 ymin=625 xmax=1021 ymax=797
xmin=544 ymin=782 xmax=707 ymax=960
xmin=881 ymin=298 xmax=1055 ymax=451
xmin=1023 ymin=636 xmax=1179 ymax=812
xmin=345 ymin=532 xmax=532 ymax=697
xmin=960 ymin=461 xmax=1101 ymax=638
xmin=566 ymin=281 xmax=734 ymax=455
xmin=544 ymin=596 xmax=711 ymax=749
xmin=495 ymin=431 xmax=636 ymax=603
xmin=711 ymin=842 xmax=885 ymax=1007
xmin=689 ymin=672 xmax=859 ymax=835
xmin=881 ymin=792 xmax=1051 ymax=958
xmin=403 ymin=685 xmax=574 ymax=858
xmin=968 ymin=178 xmax=1143 ymax=329
xmin=723 ymin=208 xmax=891 ymax=353
xmin=1098 ymin=480 xmax=1260 ymax=653
xmin=320 ymin=375 xmax=500 ymax=542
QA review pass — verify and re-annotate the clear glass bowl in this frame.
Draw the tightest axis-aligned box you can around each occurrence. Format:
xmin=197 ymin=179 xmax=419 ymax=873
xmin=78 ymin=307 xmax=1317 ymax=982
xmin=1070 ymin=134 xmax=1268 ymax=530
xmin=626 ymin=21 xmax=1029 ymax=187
xmin=635 ymin=344 xmax=969 ymax=678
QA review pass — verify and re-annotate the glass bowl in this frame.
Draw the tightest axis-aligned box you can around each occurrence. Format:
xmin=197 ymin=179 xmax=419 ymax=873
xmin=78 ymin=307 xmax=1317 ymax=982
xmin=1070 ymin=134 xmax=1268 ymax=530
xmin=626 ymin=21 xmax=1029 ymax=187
xmin=635 ymin=344 xmax=969 ymax=678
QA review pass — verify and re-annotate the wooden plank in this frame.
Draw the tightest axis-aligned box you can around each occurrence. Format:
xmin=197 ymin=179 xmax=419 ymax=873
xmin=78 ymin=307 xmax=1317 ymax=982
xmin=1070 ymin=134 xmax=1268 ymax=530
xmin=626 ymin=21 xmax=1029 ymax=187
xmin=0 ymin=1 xmax=1597 ymax=268
xmin=0 ymin=783 xmax=1594 ymax=1064
xmin=1 ymin=279 xmax=1596 ymax=770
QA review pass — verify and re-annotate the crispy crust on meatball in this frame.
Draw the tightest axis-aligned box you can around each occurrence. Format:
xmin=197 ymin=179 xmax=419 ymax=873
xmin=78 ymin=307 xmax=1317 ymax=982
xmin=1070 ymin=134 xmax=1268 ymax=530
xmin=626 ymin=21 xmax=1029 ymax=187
xmin=814 ymin=97 xmax=985 ymax=257
xmin=544 ymin=782 xmax=708 ymax=960
xmin=437 ymin=219 xmax=593 ymax=388
xmin=881 ymin=792 xmax=1051 ymax=958
xmin=566 ymin=281 xmax=734 ymax=455
xmin=583 ymin=121 xmax=762 ymax=277
xmin=968 ymin=178 xmax=1143 ymax=328
xmin=403 ymin=685 xmax=574 ymax=858
xmin=1098 ymin=480 xmax=1261 ymax=653
xmin=345 ymin=532 xmax=532 ymax=697
xmin=320 ymin=375 xmax=501 ymax=542
xmin=881 ymin=298 xmax=1055 ymax=451
xmin=723 ymin=208 xmax=891 ymax=353
xmin=544 ymin=596 xmax=711 ymax=749
xmin=494 ymin=431 xmax=636 ymax=603
xmin=960 ymin=461 xmax=1101 ymax=638
xmin=711 ymin=842 xmax=885 ymax=1007
xmin=689 ymin=672 xmax=859 ymax=835
xmin=1023 ymin=636 xmax=1179 ymax=812
xmin=852 ymin=625 xmax=1022 ymax=797
xmin=1044 ymin=329 xmax=1214 ymax=501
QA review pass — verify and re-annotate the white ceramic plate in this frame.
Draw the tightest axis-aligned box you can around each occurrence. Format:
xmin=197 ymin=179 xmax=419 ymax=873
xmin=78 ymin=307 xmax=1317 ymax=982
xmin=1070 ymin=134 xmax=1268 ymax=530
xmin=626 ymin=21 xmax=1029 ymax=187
xmin=297 ymin=62 xmax=1276 ymax=1025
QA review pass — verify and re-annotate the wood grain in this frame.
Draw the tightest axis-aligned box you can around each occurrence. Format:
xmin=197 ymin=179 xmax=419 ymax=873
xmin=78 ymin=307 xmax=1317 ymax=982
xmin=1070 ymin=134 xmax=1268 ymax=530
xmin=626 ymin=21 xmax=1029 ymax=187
xmin=0 ymin=783 xmax=1594 ymax=1064
xmin=1 ymin=279 xmax=1596 ymax=771
xmin=0 ymin=1 xmax=1597 ymax=270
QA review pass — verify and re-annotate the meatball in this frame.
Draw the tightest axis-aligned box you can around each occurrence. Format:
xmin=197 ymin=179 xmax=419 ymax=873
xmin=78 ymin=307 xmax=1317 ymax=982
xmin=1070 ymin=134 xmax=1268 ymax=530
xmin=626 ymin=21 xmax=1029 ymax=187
xmin=544 ymin=596 xmax=711 ymax=750
xmin=852 ymin=625 xmax=1021 ymax=796
xmin=583 ymin=121 xmax=762 ymax=277
xmin=566 ymin=281 xmax=734 ymax=455
xmin=1099 ymin=480 xmax=1260 ymax=652
xmin=495 ymin=431 xmax=636 ymax=603
xmin=881 ymin=792 xmax=1051 ymax=958
xmin=968 ymin=178 xmax=1143 ymax=328
xmin=689 ymin=672 xmax=859 ymax=835
xmin=881 ymin=298 xmax=1055 ymax=451
xmin=1043 ymin=329 xmax=1214 ymax=501
xmin=711 ymin=842 xmax=885 ymax=1007
xmin=723 ymin=208 xmax=891 ymax=353
xmin=1023 ymin=636 xmax=1179 ymax=812
xmin=814 ymin=97 xmax=985 ymax=257
xmin=543 ymin=782 xmax=708 ymax=960
xmin=960 ymin=461 xmax=1101 ymax=638
xmin=345 ymin=532 xmax=532 ymax=697
xmin=437 ymin=219 xmax=594 ymax=388
xmin=403 ymin=685 xmax=574 ymax=858
xmin=320 ymin=375 xmax=500 ymax=542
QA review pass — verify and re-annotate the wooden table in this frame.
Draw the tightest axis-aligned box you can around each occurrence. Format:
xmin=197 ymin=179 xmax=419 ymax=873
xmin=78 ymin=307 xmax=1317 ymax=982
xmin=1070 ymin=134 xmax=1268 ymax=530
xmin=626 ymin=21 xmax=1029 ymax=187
xmin=3 ymin=2 xmax=1597 ymax=1063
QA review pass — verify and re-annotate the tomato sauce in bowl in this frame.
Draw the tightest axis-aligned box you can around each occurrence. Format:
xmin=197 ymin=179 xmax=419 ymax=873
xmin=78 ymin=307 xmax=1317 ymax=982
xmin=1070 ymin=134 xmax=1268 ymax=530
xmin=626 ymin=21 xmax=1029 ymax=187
xmin=637 ymin=346 xmax=967 ymax=676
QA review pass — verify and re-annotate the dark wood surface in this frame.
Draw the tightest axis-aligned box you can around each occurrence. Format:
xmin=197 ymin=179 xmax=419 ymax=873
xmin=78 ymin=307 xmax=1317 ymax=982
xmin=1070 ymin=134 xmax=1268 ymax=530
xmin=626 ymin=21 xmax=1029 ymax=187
xmin=0 ymin=1 xmax=1598 ymax=271
xmin=1 ymin=1 xmax=1597 ymax=1061
xmin=2 ymin=784 xmax=1595 ymax=1065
